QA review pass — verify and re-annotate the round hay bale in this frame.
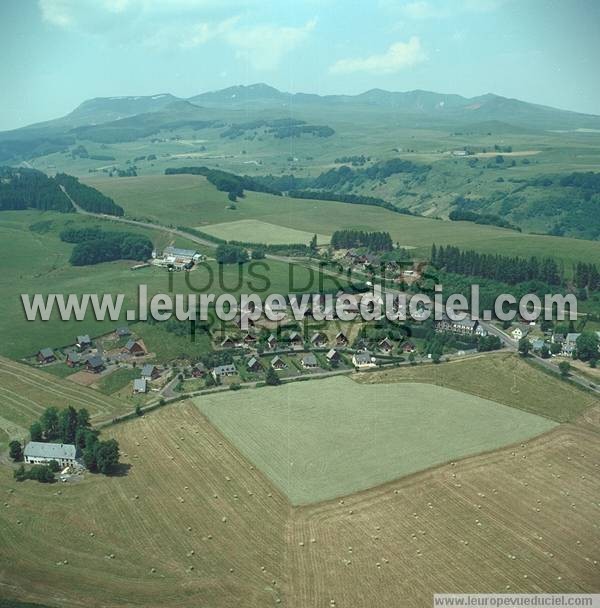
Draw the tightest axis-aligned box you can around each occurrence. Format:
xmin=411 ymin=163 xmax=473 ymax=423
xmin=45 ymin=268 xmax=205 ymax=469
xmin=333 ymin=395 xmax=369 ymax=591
xmin=299 ymin=541 xmax=305 ymax=547
xmin=90 ymin=532 xmax=95 ymax=537
xmin=230 ymin=568 xmax=234 ymax=573
xmin=63 ymin=559 xmax=68 ymax=565
xmin=222 ymin=517 xmax=227 ymax=523
xmin=151 ymin=567 xmax=156 ymax=573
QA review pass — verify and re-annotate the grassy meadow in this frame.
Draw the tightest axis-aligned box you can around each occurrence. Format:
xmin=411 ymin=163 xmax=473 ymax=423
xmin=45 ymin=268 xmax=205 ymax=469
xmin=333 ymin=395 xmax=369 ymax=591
xmin=83 ymin=173 xmax=600 ymax=269
xmin=195 ymin=375 xmax=557 ymax=505
xmin=200 ymin=219 xmax=330 ymax=245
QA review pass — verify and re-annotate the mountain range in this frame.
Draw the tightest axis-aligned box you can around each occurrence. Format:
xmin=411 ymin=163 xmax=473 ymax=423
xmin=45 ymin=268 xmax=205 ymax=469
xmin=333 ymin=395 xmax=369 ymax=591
xmin=1 ymin=83 xmax=599 ymax=162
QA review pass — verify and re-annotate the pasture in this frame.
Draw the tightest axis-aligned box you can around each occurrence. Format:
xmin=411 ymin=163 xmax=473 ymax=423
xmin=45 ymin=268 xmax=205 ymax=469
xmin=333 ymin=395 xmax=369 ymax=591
xmin=194 ymin=376 xmax=557 ymax=505
xmin=200 ymin=219 xmax=330 ymax=245
xmin=83 ymin=173 xmax=600 ymax=269
xmin=0 ymin=357 xmax=127 ymax=449
xmin=0 ymin=211 xmax=343 ymax=360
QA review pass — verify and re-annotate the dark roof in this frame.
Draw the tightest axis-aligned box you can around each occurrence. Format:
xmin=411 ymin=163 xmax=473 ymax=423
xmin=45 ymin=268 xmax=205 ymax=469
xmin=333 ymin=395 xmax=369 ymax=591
xmin=354 ymin=351 xmax=372 ymax=364
xmin=66 ymin=351 xmax=82 ymax=362
xmin=247 ymin=357 xmax=260 ymax=369
xmin=141 ymin=364 xmax=156 ymax=377
xmin=86 ymin=355 xmax=104 ymax=368
xmin=302 ymin=353 xmax=318 ymax=366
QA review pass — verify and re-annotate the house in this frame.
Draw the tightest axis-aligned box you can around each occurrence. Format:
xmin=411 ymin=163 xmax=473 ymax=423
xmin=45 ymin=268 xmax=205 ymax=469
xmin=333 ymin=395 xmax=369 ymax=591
xmin=271 ymin=355 xmax=287 ymax=370
xmin=23 ymin=442 xmax=77 ymax=467
xmin=266 ymin=334 xmax=278 ymax=350
xmin=401 ymin=341 xmax=416 ymax=353
xmin=133 ymin=378 xmax=147 ymax=394
xmin=85 ymin=355 xmax=105 ymax=373
xmin=288 ymin=332 xmax=303 ymax=347
xmin=511 ymin=326 xmax=530 ymax=341
xmin=352 ymin=351 xmax=375 ymax=369
xmin=325 ymin=348 xmax=341 ymax=363
xmin=562 ymin=333 xmax=581 ymax=356
xmin=435 ymin=314 xmax=481 ymax=335
xmin=37 ymin=348 xmax=55 ymax=364
xmin=191 ymin=364 xmax=206 ymax=378
xmin=220 ymin=336 xmax=236 ymax=348
xmin=242 ymin=332 xmax=257 ymax=346
xmin=115 ymin=326 xmax=131 ymax=337
xmin=141 ymin=364 xmax=159 ymax=381
xmin=76 ymin=335 xmax=92 ymax=350
xmin=530 ymin=338 xmax=546 ymax=353
xmin=212 ymin=364 xmax=237 ymax=379
xmin=301 ymin=353 xmax=318 ymax=369
xmin=378 ymin=337 xmax=394 ymax=353
xmin=246 ymin=357 xmax=261 ymax=372
xmin=65 ymin=351 xmax=83 ymax=367
xmin=335 ymin=331 xmax=349 ymax=346
xmin=123 ymin=339 xmax=145 ymax=356
xmin=310 ymin=332 xmax=328 ymax=348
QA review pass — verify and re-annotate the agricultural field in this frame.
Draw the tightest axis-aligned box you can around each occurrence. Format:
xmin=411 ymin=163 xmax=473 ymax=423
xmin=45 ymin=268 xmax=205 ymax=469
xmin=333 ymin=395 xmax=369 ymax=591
xmin=195 ymin=376 xmax=557 ymax=505
xmin=200 ymin=219 xmax=329 ymax=246
xmin=286 ymin=424 xmax=600 ymax=607
xmin=83 ymin=173 xmax=600 ymax=269
xmin=355 ymin=353 xmax=598 ymax=423
xmin=0 ymin=403 xmax=289 ymax=608
xmin=0 ymin=357 xmax=127 ymax=450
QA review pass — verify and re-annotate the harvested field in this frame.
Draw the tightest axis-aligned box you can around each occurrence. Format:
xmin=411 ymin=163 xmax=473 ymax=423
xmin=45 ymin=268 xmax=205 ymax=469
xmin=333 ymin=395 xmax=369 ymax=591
xmin=285 ymin=425 xmax=600 ymax=607
xmin=195 ymin=376 xmax=557 ymax=505
xmin=0 ymin=403 xmax=289 ymax=607
xmin=355 ymin=353 xmax=597 ymax=422
xmin=0 ymin=357 xmax=127 ymax=447
xmin=200 ymin=219 xmax=330 ymax=245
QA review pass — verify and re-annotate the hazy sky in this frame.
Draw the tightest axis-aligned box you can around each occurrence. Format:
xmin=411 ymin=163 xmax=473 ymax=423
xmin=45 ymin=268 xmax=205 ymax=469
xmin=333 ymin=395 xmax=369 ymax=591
xmin=1 ymin=0 xmax=599 ymax=130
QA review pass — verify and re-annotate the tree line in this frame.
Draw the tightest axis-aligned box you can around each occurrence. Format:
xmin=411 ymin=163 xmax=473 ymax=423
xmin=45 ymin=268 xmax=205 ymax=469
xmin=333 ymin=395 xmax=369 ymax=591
xmin=331 ymin=230 xmax=393 ymax=251
xmin=165 ymin=166 xmax=280 ymax=199
xmin=54 ymin=173 xmax=124 ymax=216
xmin=431 ymin=244 xmax=561 ymax=285
xmin=0 ymin=166 xmax=73 ymax=213
xmin=574 ymin=262 xmax=600 ymax=290
xmin=448 ymin=207 xmax=521 ymax=231
xmin=60 ymin=226 xmax=153 ymax=266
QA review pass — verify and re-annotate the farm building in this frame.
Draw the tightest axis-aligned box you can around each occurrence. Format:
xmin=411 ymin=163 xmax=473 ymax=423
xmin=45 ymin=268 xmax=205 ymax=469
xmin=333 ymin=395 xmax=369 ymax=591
xmin=37 ymin=348 xmax=55 ymax=364
xmin=152 ymin=247 xmax=202 ymax=270
xmin=271 ymin=356 xmax=287 ymax=370
xmin=212 ymin=364 xmax=237 ymax=379
xmin=352 ymin=351 xmax=375 ymax=369
xmin=85 ymin=355 xmax=105 ymax=373
xmin=310 ymin=332 xmax=328 ymax=347
xmin=247 ymin=357 xmax=261 ymax=372
xmin=65 ymin=351 xmax=83 ymax=367
xmin=115 ymin=326 xmax=131 ymax=337
xmin=335 ymin=331 xmax=349 ymax=346
xmin=266 ymin=334 xmax=278 ymax=349
xmin=141 ymin=364 xmax=159 ymax=380
xmin=530 ymin=338 xmax=546 ymax=353
xmin=76 ymin=335 xmax=91 ymax=349
xmin=123 ymin=340 xmax=145 ymax=356
xmin=378 ymin=337 xmax=394 ymax=353
xmin=24 ymin=442 xmax=77 ymax=467
xmin=301 ymin=353 xmax=318 ymax=369
xmin=511 ymin=326 xmax=530 ymax=341
xmin=133 ymin=378 xmax=148 ymax=394
xmin=326 ymin=348 xmax=341 ymax=363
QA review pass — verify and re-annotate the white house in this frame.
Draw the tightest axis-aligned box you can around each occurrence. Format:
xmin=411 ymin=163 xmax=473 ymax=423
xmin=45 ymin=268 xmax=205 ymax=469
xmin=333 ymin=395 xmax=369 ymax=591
xmin=562 ymin=333 xmax=581 ymax=356
xmin=511 ymin=326 xmax=530 ymax=341
xmin=23 ymin=442 xmax=77 ymax=467
xmin=352 ymin=351 xmax=375 ymax=369
xmin=133 ymin=378 xmax=147 ymax=394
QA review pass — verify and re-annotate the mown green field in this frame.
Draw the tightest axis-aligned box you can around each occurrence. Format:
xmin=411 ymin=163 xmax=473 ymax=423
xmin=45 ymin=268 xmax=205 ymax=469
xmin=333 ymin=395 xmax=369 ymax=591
xmin=83 ymin=173 xmax=600 ymax=268
xmin=201 ymin=219 xmax=329 ymax=245
xmin=195 ymin=375 xmax=557 ymax=505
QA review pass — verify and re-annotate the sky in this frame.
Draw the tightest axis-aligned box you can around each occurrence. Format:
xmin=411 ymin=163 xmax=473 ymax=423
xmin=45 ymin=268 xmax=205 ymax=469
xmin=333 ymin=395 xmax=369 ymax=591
xmin=1 ymin=0 xmax=599 ymax=131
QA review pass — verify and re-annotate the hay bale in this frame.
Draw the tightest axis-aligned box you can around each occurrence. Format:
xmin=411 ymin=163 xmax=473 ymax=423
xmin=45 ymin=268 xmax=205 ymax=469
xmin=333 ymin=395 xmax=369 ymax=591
xmin=222 ymin=517 xmax=227 ymax=523
xmin=151 ymin=567 xmax=156 ymax=573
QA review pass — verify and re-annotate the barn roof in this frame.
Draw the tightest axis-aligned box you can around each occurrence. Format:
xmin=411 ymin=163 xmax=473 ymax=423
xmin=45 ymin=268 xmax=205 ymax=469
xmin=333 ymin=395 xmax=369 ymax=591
xmin=24 ymin=442 xmax=77 ymax=460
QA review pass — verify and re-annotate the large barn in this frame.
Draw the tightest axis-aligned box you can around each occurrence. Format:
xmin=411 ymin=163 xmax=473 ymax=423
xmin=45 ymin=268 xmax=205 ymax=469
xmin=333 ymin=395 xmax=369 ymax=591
xmin=23 ymin=442 xmax=78 ymax=467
